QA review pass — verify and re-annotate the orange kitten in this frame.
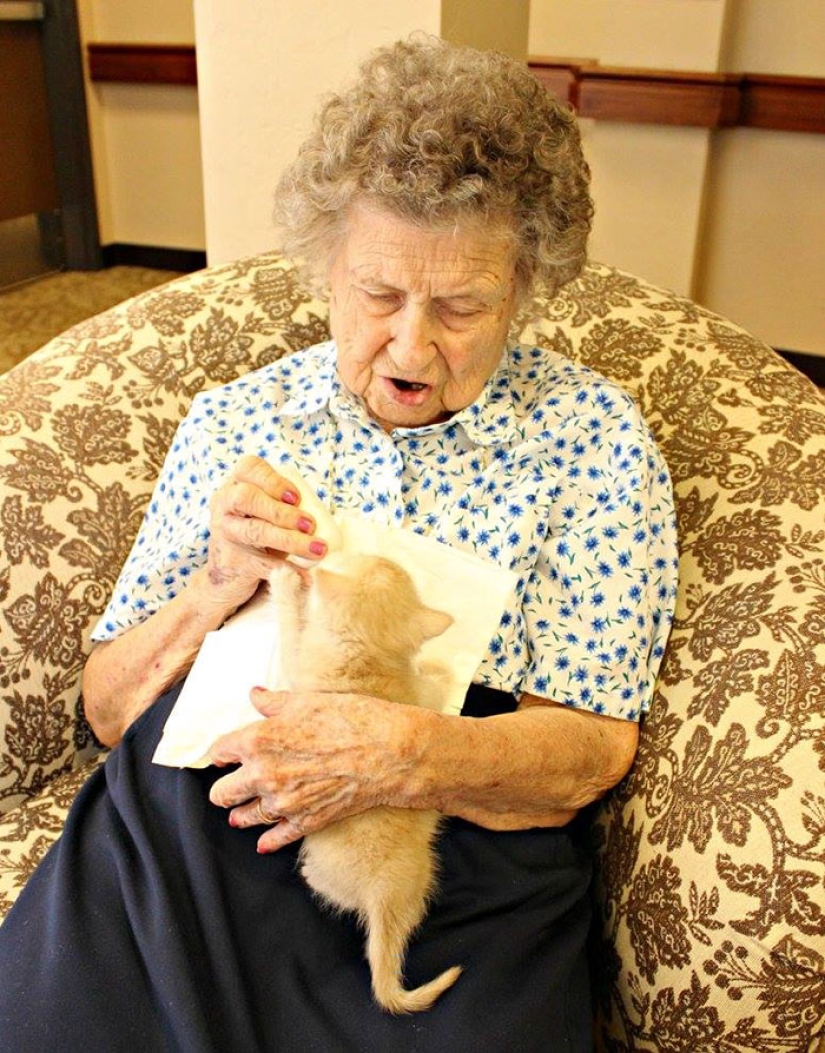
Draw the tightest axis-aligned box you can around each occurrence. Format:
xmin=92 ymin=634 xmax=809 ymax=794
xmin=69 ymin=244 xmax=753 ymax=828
xmin=268 ymin=555 xmax=461 ymax=1014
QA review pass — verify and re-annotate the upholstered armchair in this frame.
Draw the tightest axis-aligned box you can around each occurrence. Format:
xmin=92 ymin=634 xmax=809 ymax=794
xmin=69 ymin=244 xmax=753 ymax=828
xmin=1 ymin=256 xmax=822 ymax=1051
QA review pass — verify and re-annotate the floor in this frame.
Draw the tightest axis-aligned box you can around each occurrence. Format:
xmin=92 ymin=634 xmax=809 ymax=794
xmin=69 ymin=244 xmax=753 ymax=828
xmin=0 ymin=266 xmax=182 ymax=375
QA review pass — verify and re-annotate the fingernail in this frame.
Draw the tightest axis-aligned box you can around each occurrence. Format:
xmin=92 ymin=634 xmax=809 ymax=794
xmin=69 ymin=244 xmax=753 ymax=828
xmin=297 ymin=516 xmax=313 ymax=534
xmin=309 ymin=540 xmax=327 ymax=557
xmin=282 ymin=490 xmax=299 ymax=505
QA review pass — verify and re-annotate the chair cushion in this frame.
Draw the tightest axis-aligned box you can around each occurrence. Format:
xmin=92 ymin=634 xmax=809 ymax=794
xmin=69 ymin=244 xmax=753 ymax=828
xmin=522 ymin=267 xmax=825 ymax=1051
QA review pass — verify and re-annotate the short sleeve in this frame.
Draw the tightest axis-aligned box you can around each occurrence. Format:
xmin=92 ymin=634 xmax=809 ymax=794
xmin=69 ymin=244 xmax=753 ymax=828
xmin=90 ymin=402 xmax=215 ymax=641
xmin=521 ymin=396 xmax=678 ymax=721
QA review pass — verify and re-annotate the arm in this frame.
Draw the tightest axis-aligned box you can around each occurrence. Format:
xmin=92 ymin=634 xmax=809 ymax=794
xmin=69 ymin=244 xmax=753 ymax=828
xmin=83 ymin=567 xmax=236 ymax=747
xmin=409 ymin=692 xmax=639 ymax=829
xmin=208 ymin=687 xmax=639 ymax=852
xmin=83 ymin=456 xmax=329 ymax=747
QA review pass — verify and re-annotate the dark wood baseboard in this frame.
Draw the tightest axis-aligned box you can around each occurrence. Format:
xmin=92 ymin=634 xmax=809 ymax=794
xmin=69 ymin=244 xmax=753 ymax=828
xmin=776 ymin=349 xmax=825 ymax=388
xmin=101 ymin=243 xmax=206 ymax=273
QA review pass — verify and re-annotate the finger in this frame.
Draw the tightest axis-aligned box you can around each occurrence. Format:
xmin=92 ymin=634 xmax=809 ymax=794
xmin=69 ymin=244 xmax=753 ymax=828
xmin=219 ymin=512 xmax=327 ymax=560
xmin=231 ymin=455 xmax=301 ymax=505
xmin=208 ymin=728 xmax=246 ymax=768
xmin=229 ymin=797 xmax=282 ymax=829
xmin=209 ymin=763 xmax=258 ymax=808
xmin=257 ymin=818 xmax=306 ymax=854
xmin=213 ymin=480 xmax=315 ymax=539
xmin=249 ymin=686 xmax=287 ymax=718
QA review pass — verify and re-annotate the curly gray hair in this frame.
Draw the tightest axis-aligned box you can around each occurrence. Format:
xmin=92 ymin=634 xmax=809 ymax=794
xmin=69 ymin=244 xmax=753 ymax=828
xmin=274 ymin=36 xmax=593 ymax=306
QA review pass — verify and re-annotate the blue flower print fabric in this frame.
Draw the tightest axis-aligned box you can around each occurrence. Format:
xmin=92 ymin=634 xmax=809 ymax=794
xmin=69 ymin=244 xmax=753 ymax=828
xmin=93 ymin=341 xmax=678 ymax=721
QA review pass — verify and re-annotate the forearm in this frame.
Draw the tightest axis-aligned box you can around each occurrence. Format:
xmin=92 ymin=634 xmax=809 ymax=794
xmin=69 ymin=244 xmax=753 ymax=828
xmin=403 ymin=699 xmax=639 ymax=831
xmin=82 ymin=567 xmax=236 ymax=747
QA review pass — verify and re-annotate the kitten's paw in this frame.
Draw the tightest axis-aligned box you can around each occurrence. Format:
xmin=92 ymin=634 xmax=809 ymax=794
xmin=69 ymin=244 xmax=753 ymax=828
xmin=268 ymin=561 xmax=308 ymax=603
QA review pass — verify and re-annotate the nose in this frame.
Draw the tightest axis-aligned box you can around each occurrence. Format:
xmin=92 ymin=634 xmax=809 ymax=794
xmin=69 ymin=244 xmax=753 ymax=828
xmin=388 ymin=304 xmax=437 ymax=374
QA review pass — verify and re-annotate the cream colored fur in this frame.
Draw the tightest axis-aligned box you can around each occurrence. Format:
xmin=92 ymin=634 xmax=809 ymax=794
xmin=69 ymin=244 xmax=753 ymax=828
xmin=268 ymin=556 xmax=461 ymax=1014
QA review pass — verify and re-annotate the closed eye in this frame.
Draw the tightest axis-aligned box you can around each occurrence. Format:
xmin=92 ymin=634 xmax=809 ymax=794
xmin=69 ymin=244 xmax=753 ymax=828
xmin=437 ymin=302 xmax=485 ymax=327
xmin=358 ymin=288 xmax=402 ymax=312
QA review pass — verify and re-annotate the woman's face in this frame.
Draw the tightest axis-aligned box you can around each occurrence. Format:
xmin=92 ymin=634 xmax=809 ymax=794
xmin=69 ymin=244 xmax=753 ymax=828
xmin=328 ymin=203 xmax=519 ymax=432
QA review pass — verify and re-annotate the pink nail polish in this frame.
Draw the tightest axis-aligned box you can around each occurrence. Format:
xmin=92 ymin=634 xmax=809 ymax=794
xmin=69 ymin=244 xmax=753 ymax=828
xmin=297 ymin=516 xmax=313 ymax=534
xmin=309 ymin=540 xmax=327 ymax=557
xmin=282 ymin=490 xmax=299 ymax=505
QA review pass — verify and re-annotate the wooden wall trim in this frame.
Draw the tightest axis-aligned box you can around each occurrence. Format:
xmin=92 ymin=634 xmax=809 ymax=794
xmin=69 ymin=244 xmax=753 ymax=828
xmin=738 ymin=74 xmax=825 ymax=135
xmin=87 ymin=44 xmax=197 ymax=87
xmin=530 ymin=58 xmax=825 ymax=134
xmin=84 ymin=45 xmax=824 ymax=135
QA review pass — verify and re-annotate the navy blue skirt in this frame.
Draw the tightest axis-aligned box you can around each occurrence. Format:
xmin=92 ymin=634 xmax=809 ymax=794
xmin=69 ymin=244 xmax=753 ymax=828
xmin=0 ymin=683 xmax=593 ymax=1052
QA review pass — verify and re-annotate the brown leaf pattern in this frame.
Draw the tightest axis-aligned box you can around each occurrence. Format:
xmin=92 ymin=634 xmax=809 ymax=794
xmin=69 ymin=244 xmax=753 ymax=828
xmin=0 ymin=496 xmax=64 ymax=569
xmin=0 ymin=256 xmax=822 ymax=1050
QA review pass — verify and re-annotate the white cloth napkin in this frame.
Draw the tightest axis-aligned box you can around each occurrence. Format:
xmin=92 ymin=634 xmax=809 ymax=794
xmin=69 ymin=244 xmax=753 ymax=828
xmin=152 ymin=481 xmax=517 ymax=769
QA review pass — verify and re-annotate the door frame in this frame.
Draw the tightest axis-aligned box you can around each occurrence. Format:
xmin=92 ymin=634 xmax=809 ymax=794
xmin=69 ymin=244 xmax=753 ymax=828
xmin=42 ymin=0 xmax=101 ymax=268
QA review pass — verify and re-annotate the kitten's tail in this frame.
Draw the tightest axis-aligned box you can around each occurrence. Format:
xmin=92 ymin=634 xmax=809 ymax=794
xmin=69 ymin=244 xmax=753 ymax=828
xmin=367 ymin=919 xmax=462 ymax=1014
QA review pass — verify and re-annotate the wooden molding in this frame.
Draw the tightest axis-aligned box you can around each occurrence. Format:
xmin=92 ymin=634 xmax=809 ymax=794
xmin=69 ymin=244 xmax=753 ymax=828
xmin=87 ymin=44 xmax=197 ymax=86
xmin=577 ymin=67 xmax=741 ymax=128
xmin=739 ymin=74 xmax=825 ymax=134
xmin=530 ymin=58 xmax=825 ymax=134
xmin=84 ymin=45 xmax=824 ymax=135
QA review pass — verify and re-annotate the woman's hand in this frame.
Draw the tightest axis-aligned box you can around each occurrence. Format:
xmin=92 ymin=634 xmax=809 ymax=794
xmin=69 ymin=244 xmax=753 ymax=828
xmin=208 ymin=687 xmax=420 ymax=853
xmin=205 ymin=455 xmax=328 ymax=612
xmin=206 ymin=686 xmax=640 ymax=854
xmin=83 ymin=456 xmax=329 ymax=748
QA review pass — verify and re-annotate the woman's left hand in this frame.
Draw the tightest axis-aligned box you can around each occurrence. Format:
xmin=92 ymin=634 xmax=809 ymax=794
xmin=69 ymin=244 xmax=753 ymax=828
xmin=208 ymin=686 xmax=421 ymax=853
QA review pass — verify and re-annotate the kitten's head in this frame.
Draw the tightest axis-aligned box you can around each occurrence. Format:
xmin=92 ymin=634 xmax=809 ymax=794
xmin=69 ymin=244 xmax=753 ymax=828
xmin=309 ymin=554 xmax=452 ymax=656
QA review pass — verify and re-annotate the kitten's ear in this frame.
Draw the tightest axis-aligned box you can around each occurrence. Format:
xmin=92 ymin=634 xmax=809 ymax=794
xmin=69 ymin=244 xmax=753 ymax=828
xmin=418 ymin=607 xmax=453 ymax=641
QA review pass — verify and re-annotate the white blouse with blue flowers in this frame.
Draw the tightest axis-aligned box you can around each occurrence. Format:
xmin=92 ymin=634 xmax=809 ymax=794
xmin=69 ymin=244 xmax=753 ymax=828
xmin=93 ymin=341 xmax=678 ymax=722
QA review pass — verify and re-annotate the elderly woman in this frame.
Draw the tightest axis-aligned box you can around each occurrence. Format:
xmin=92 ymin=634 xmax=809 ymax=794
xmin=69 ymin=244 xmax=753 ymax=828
xmin=0 ymin=37 xmax=676 ymax=1052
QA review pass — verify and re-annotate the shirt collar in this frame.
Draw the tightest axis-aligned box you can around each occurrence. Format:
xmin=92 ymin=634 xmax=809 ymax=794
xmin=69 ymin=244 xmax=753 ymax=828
xmin=279 ymin=342 xmax=338 ymax=417
xmin=444 ymin=348 xmax=520 ymax=446
xmin=283 ymin=341 xmax=520 ymax=446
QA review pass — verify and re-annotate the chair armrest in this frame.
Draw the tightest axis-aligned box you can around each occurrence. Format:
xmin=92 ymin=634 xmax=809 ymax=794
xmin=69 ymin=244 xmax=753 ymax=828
xmin=0 ymin=754 xmax=106 ymax=921
xmin=0 ymin=253 xmax=330 ymax=815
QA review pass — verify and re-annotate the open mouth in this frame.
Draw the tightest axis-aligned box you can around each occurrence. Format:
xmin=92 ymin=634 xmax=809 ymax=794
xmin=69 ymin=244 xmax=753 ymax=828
xmin=390 ymin=378 xmax=428 ymax=392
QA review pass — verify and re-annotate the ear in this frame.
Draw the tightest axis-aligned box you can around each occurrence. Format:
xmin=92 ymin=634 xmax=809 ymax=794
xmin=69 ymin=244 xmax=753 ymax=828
xmin=417 ymin=607 xmax=454 ymax=641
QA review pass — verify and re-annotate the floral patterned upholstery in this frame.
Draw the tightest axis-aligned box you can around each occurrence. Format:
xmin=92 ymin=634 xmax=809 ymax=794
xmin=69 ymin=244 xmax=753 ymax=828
xmin=0 ymin=254 xmax=822 ymax=1051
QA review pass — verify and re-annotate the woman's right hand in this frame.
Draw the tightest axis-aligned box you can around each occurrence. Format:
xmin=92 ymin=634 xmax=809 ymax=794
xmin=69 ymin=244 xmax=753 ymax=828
xmin=84 ymin=455 xmax=328 ymax=747
xmin=204 ymin=455 xmax=328 ymax=612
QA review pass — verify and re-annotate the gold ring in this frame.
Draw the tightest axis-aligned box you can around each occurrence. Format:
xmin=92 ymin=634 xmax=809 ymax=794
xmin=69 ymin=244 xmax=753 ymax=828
xmin=256 ymin=800 xmax=281 ymax=825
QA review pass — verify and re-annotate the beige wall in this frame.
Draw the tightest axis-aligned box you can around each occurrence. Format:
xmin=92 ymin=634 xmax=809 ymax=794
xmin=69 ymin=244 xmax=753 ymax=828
xmin=719 ymin=0 xmax=825 ymax=75
xmin=702 ymin=0 xmax=825 ymax=351
xmin=529 ymin=0 xmax=725 ymax=299
xmin=194 ymin=0 xmax=529 ymax=264
xmin=195 ymin=0 xmax=440 ymax=264
xmin=440 ymin=0 xmax=529 ymax=59
xmin=530 ymin=0 xmax=728 ymax=70
xmin=528 ymin=0 xmax=824 ymax=355
xmin=76 ymin=0 xmax=205 ymax=250
xmin=76 ymin=0 xmax=822 ymax=354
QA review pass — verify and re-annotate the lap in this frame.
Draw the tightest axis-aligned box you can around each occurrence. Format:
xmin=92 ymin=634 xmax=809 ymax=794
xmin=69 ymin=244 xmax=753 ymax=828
xmin=0 ymin=683 xmax=594 ymax=1053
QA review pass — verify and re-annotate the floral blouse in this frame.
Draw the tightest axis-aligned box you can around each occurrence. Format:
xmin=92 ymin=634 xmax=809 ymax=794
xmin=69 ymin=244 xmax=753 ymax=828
xmin=93 ymin=341 xmax=679 ymax=721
